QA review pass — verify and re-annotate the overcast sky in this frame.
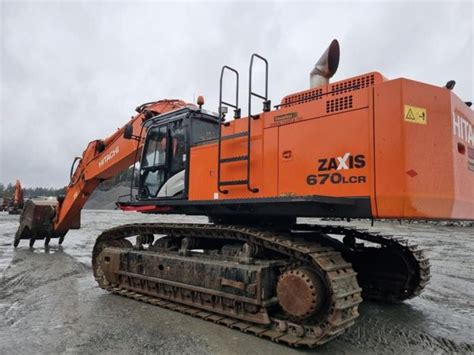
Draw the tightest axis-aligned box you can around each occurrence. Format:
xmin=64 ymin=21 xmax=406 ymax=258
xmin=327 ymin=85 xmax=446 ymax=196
xmin=0 ymin=0 xmax=472 ymax=188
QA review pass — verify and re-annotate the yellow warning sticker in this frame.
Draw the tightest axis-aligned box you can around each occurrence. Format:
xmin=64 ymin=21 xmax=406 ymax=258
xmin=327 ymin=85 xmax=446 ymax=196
xmin=404 ymin=105 xmax=427 ymax=125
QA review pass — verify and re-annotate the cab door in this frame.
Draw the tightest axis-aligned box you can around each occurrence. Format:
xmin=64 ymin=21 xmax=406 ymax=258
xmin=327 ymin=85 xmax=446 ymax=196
xmin=158 ymin=120 xmax=186 ymax=197
xmin=139 ymin=125 xmax=169 ymax=198
xmin=139 ymin=120 xmax=187 ymax=199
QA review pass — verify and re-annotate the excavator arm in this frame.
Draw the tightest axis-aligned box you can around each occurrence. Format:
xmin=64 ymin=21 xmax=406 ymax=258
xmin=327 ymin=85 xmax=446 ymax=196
xmin=15 ymin=99 xmax=187 ymax=247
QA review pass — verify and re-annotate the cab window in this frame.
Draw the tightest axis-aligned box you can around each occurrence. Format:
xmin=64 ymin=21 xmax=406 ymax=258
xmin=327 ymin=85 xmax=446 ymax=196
xmin=192 ymin=119 xmax=218 ymax=144
xmin=170 ymin=122 xmax=186 ymax=174
xmin=140 ymin=125 xmax=168 ymax=198
xmin=139 ymin=120 xmax=187 ymax=199
xmin=143 ymin=126 xmax=167 ymax=168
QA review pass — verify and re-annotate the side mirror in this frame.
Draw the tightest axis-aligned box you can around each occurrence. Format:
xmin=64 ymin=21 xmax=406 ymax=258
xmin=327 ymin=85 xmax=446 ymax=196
xmin=124 ymin=124 xmax=133 ymax=140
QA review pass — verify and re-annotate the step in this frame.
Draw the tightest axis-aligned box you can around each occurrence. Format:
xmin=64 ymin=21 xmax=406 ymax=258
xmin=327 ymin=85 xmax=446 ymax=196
xmin=221 ymin=131 xmax=248 ymax=140
xmin=219 ymin=179 xmax=248 ymax=186
xmin=219 ymin=155 xmax=248 ymax=163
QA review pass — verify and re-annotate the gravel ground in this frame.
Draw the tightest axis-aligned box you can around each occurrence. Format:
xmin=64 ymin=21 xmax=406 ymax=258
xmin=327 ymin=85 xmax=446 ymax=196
xmin=0 ymin=210 xmax=473 ymax=354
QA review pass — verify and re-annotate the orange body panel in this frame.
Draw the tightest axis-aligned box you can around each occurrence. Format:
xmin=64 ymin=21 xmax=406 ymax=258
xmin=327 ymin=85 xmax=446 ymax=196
xmin=188 ymin=72 xmax=474 ymax=220
xmin=374 ymin=79 xmax=473 ymax=219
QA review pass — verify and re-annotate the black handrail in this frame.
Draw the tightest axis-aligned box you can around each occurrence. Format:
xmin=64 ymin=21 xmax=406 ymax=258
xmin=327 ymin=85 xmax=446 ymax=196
xmin=217 ymin=65 xmax=240 ymax=194
xmin=246 ymin=54 xmax=269 ymax=193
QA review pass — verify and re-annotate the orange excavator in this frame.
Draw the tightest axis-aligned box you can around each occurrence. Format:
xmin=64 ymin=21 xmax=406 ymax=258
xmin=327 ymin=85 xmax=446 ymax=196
xmin=14 ymin=40 xmax=473 ymax=348
xmin=7 ymin=180 xmax=24 ymax=215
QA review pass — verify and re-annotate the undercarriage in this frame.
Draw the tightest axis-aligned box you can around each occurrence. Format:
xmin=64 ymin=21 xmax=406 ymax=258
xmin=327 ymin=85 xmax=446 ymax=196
xmin=92 ymin=223 xmax=430 ymax=348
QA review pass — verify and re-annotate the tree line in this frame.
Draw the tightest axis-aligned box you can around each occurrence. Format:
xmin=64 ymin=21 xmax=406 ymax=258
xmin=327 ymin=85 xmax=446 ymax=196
xmin=0 ymin=183 xmax=65 ymax=199
xmin=1 ymin=166 xmax=139 ymax=199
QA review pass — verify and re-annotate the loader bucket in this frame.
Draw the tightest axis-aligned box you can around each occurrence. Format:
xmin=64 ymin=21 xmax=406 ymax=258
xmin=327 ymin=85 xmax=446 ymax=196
xmin=14 ymin=199 xmax=61 ymax=247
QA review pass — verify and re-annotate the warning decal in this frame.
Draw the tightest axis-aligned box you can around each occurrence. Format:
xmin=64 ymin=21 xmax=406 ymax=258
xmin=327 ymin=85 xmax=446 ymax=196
xmin=404 ymin=105 xmax=427 ymax=125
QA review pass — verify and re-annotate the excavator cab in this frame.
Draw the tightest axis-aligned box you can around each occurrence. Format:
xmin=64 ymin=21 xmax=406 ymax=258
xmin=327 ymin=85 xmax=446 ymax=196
xmin=137 ymin=107 xmax=219 ymax=201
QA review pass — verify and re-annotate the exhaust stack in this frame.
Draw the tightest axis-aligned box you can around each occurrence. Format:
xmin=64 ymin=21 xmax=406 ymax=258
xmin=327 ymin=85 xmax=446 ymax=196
xmin=310 ymin=39 xmax=340 ymax=88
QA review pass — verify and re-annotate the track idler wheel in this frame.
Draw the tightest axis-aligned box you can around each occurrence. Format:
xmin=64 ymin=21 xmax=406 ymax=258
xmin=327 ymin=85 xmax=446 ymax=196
xmin=276 ymin=267 xmax=326 ymax=321
xmin=93 ymin=239 xmax=133 ymax=288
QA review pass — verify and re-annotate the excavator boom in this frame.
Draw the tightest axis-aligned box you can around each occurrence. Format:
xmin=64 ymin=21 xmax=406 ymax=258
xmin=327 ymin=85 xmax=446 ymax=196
xmin=15 ymin=99 xmax=187 ymax=246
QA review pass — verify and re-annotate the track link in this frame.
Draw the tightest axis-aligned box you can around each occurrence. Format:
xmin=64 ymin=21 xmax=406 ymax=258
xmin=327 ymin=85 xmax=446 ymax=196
xmin=92 ymin=223 xmax=362 ymax=348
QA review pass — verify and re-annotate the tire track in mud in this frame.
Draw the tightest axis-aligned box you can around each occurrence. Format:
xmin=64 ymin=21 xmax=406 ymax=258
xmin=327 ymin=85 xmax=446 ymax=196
xmin=345 ymin=322 xmax=473 ymax=353
xmin=0 ymin=267 xmax=88 ymax=299
xmin=0 ymin=250 xmax=89 ymax=298
xmin=0 ymin=247 xmax=91 ymax=333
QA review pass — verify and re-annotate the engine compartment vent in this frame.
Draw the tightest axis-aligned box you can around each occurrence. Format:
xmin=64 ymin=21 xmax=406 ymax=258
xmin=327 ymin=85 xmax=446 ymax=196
xmin=326 ymin=95 xmax=353 ymax=113
xmin=279 ymin=72 xmax=384 ymax=109
xmin=330 ymin=74 xmax=375 ymax=96
xmin=281 ymin=87 xmax=324 ymax=107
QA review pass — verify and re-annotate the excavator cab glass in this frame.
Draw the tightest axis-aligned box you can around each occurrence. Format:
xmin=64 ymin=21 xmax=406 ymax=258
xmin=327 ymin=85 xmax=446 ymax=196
xmin=140 ymin=126 xmax=168 ymax=197
xmin=138 ymin=108 xmax=219 ymax=200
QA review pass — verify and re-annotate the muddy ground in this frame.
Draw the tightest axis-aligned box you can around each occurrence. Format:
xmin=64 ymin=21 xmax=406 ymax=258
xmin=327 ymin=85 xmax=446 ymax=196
xmin=0 ymin=211 xmax=472 ymax=354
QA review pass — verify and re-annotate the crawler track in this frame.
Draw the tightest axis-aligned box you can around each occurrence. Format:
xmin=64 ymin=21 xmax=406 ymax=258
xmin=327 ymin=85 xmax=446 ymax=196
xmin=294 ymin=224 xmax=431 ymax=302
xmin=92 ymin=222 xmax=430 ymax=347
xmin=92 ymin=223 xmax=362 ymax=348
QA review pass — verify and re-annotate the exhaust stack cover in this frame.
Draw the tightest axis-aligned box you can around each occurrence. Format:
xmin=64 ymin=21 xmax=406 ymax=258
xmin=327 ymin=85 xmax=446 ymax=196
xmin=310 ymin=39 xmax=340 ymax=88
